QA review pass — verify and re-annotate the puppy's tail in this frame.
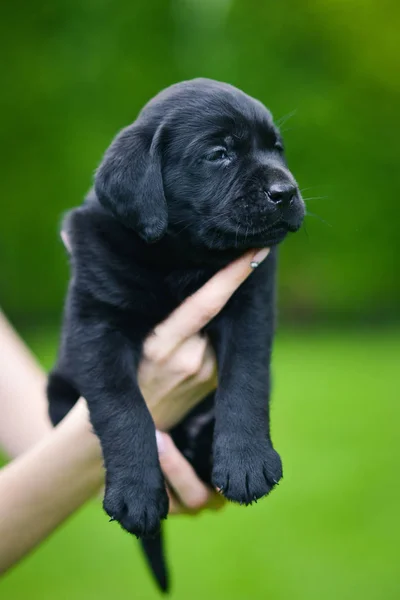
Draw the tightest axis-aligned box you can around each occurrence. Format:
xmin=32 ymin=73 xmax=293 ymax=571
xmin=140 ymin=531 xmax=170 ymax=593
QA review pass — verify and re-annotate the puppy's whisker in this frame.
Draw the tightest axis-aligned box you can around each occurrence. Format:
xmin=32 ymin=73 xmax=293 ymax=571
xmin=211 ymin=211 xmax=233 ymax=220
xmin=299 ymin=186 xmax=321 ymax=194
xmin=280 ymin=127 xmax=296 ymax=134
xmin=261 ymin=213 xmax=284 ymax=232
xmin=244 ymin=224 xmax=249 ymax=244
xmin=210 ymin=226 xmax=221 ymax=249
xmin=203 ymin=214 xmax=234 ymax=227
xmin=276 ymin=109 xmax=297 ymax=128
xmin=173 ymin=211 xmax=233 ymax=235
xmin=172 ymin=218 xmax=192 ymax=226
xmin=305 ymin=211 xmax=332 ymax=228
xmin=302 ymin=196 xmax=329 ymax=202
xmin=174 ymin=223 xmax=192 ymax=235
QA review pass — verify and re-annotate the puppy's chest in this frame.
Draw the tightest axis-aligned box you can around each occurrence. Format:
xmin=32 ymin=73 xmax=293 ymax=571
xmin=163 ymin=267 xmax=216 ymax=304
xmin=97 ymin=263 xmax=215 ymax=323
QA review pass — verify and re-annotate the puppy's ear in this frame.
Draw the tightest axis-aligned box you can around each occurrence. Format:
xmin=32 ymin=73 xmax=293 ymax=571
xmin=95 ymin=123 xmax=168 ymax=243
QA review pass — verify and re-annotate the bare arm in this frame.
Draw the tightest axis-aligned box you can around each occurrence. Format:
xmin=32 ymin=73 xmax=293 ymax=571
xmin=0 ymin=311 xmax=51 ymax=458
xmin=0 ymin=398 xmax=101 ymax=574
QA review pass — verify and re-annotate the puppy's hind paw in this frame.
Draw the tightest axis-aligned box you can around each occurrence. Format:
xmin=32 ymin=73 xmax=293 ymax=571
xmin=212 ymin=444 xmax=283 ymax=505
xmin=103 ymin=475 xmax=169 ymax=538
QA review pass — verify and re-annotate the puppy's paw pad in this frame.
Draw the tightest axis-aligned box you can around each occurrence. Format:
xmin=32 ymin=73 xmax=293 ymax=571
xmin=212 ymin=445 xmax=282 ymax=505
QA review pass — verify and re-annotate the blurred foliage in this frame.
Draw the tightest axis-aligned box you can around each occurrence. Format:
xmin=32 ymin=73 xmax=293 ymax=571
xmin=0 ymin=0 xmax=399 ymax=322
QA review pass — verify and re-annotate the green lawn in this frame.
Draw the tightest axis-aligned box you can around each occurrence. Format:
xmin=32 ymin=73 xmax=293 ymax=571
xmin=1 ymin=328 xmax=399 ymax=600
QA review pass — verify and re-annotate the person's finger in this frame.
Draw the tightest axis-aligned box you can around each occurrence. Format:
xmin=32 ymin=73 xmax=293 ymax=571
xmin=143 ymin=247 xmax=270 ymax=362
xmin=205 ymin=491 xmax=226 ymax=511
xmin=166 ymin=487 xmax=185 ymax=515
xmin=168 ymin=490 xmax=225 ymax=515
xmin=164 ymin=335 xmax=208 ymax=379
xmin=167 ymin=483 xmax=225 ymax=514
xmin=156 ymin=431 xmax=211 ymax=510
xmin=195 ymin=342 xmax=217 ymax=387
xmin=139 ymin=335 xmax=213 ymax=403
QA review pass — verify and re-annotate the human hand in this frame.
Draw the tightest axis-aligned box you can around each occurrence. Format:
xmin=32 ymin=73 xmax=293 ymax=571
xmin=139 ymin=247 xmax=270 ymax=430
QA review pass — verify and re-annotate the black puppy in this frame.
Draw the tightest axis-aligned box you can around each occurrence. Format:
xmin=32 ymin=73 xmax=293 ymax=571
xmin=48 ymin=78 xmax=305 ymax=591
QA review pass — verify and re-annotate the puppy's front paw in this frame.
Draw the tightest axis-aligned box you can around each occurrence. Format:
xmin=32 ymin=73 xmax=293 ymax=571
xmin=212 ymin=440 xmax=282 ymax=505
xmin=103 ymin=469 xmax=169 ymax=538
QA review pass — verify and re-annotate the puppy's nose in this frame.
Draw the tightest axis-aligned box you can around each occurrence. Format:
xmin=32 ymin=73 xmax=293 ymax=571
xmin=267 ymin=183 xmax=297 ymax=206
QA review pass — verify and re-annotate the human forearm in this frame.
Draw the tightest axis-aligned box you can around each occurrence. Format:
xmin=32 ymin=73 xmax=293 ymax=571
xmin=0 ymin=399 xmax=102 ymax=574
xmin=0 ymin=311 xmax=52 ymax=457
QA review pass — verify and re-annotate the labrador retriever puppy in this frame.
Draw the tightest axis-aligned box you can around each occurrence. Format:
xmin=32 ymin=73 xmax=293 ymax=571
xmin=47 ymin=78 xmax=305 ymax=591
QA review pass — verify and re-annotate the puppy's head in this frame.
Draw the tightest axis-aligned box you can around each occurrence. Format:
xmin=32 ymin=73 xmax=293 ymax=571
xmin=95 ymin=78 xmax=305 ymax=250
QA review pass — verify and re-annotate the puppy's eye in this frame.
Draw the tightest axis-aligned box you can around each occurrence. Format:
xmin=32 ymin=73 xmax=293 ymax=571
xmin=205 ymin=147 xmax=229 ymax=162
xmin=274 ymin=141 xmax=284 ymax=152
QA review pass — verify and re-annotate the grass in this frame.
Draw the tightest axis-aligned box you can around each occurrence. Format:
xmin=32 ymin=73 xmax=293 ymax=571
xmin=1 ymin=327 xmax=400 ymax=600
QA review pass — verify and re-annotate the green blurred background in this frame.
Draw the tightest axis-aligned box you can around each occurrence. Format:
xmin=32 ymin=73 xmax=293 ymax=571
xmin=1 ymin=0 xmax=399 ymax=599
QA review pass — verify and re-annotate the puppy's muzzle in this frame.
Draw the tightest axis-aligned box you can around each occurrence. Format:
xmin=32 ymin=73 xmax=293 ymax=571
xmin=264 ymin=182 xmax=305 ymax=233
xmin=266 ymin=182 xmax=297 ymax=207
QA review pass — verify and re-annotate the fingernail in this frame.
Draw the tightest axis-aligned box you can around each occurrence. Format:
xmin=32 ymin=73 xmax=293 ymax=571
xmin=60 ymin=230 xmax=71 ymax=253
xmin=250 ymin=248 xmax=270 ymax=268
xmin=156 ymin=430 xmax=166 ymax=454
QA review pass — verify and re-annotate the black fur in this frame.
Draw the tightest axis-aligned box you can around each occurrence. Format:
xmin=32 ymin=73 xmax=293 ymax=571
xmin=47 ymin=78 xmax=305 ymax=591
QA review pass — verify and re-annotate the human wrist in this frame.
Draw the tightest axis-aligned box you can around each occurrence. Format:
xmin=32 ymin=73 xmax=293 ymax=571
xmin=59 ymin=399 xmax=104 ymax=479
